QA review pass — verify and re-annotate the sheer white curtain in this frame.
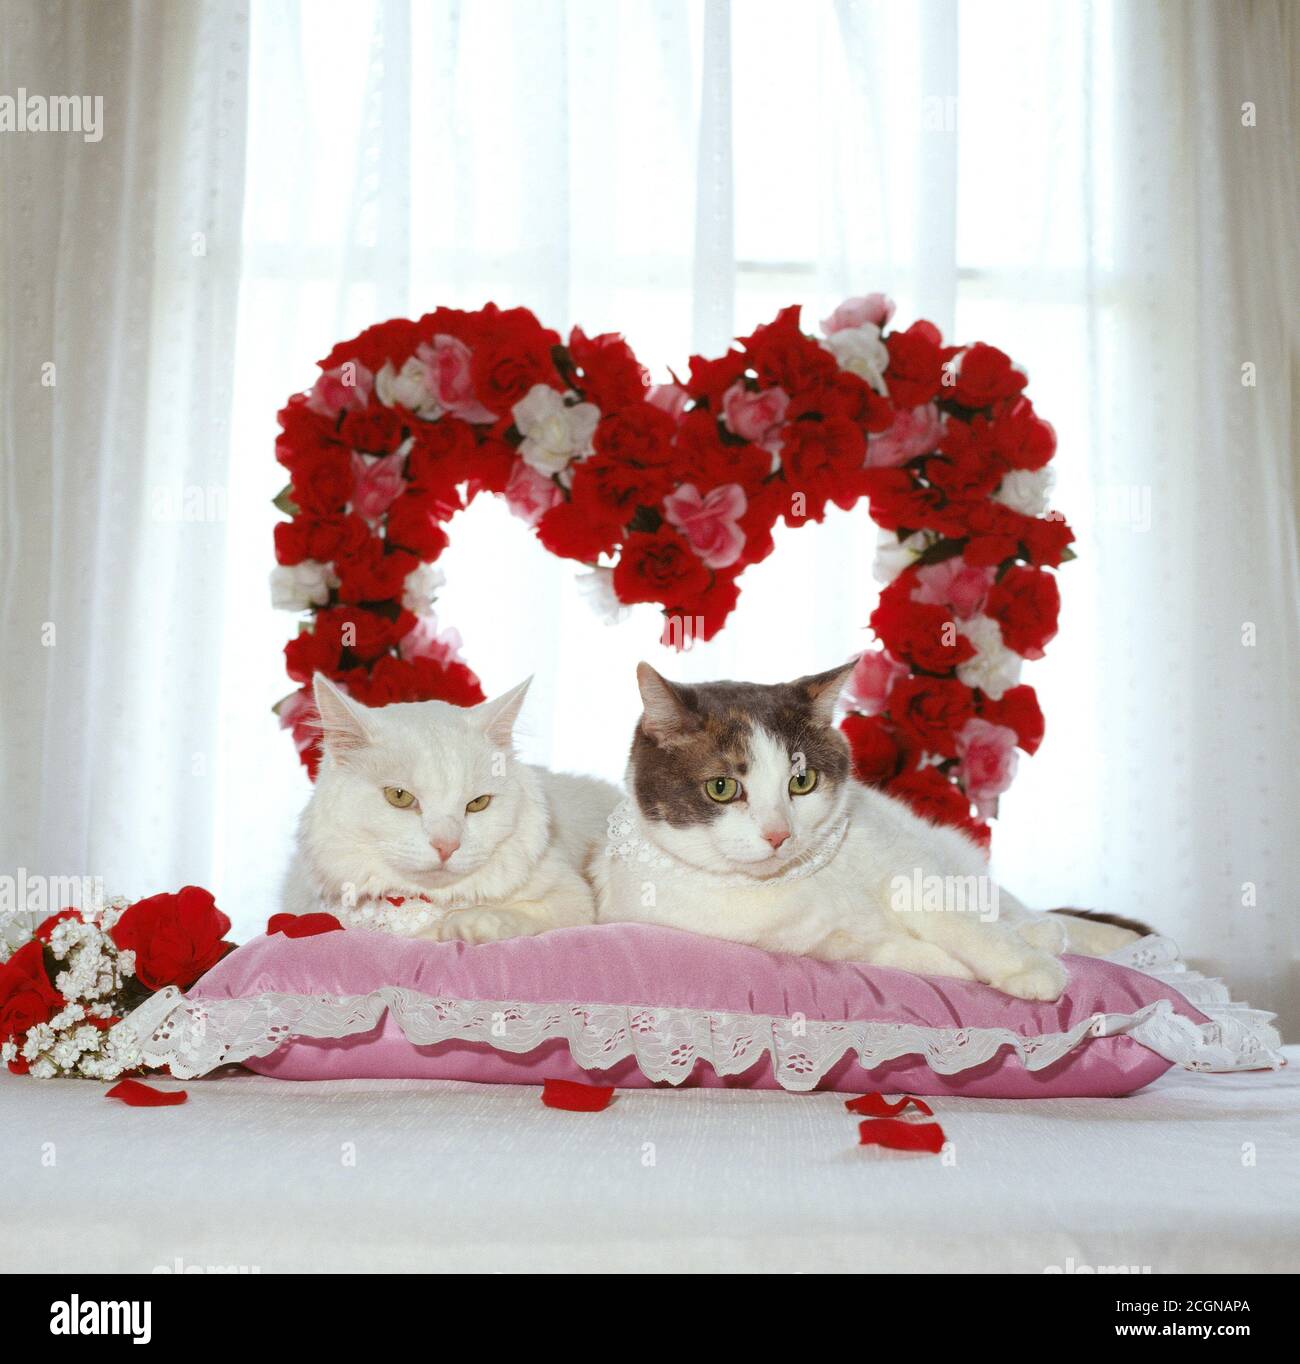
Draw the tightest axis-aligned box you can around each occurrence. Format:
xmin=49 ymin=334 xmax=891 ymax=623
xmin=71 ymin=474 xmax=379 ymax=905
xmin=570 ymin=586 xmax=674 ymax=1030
xmin=0 ymin=1 xmax=249 ymax=898
xmin=3 ymin=1 xmax=1296 ymax=1030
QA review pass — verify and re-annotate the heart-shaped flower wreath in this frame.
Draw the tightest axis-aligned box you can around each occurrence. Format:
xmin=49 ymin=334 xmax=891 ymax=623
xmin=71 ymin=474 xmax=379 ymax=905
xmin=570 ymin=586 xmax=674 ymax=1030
xmin=271 ymin=293 xmax=1072 ymax=848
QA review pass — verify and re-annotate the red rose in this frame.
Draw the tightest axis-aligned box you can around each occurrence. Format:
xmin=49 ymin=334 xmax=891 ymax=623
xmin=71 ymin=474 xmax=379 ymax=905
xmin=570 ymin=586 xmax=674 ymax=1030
xmin=385 ymin=493 xmax=450 ymax=561
xmin=981 ymin=684 xmax=1045 ymax=755
xmin=536 ymin=499 xmax=622 ymax=563
xmin=290 ymin=445 xmax=354 ymax=517
xmin=0 ymin=941 xmax=64 ymax=1043
xmin=740 ymin=306 xmax=838 ymax=393
xmin=886 ymin=768 xmax=974 ymax=828
xmin=110 ymin=886 xmax=234 ymax=992
xmin=841 ymin=713 xmax=908 ymax=786
xmin=870 ymin=579 xmax=976 ymax=673
xmin=567 ymin=327 xmax=649 ymax=410
xmin=886 ymin=676 xmax=975 ymax=757
xmin=334 ymin=539 xmax=418 ymax=604
xmin=952 ymin=343 xmax=1027 ymax=409
xmin=986 ymin=566 xmax=1060 ymax=659
xmin=274 ymin=513 xmax=371 ymax=567
xmin=884 ymin=322 xmax=949 ymax=408
xmin=613 ymin=526 xmax=711 ymax=605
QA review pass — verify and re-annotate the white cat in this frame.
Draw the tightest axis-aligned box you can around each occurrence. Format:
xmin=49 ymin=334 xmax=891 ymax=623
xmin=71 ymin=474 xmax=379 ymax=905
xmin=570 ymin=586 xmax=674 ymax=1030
xmin=594 ymin=662 xmax=1140 ymax=1001
xmin=283 ymin=674 xmax=620 ymax=943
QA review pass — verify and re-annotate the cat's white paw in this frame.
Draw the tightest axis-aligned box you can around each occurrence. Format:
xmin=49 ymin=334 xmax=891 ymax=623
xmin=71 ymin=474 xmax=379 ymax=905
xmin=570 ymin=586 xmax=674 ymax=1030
xmin=435 ymin=909 xmax=531 ymax=945
xmin=991 ymin=957 xmax=1069 ymax=1002
xmin=1016 ymin=916 xmax=1068 ymax=954
xmin=869 ymin=939 xmax=976 ymax=980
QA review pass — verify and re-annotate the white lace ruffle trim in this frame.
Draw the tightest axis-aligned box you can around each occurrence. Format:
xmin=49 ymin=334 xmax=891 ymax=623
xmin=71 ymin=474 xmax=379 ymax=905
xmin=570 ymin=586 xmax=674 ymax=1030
xmin=109 ymin=935 xmax=1284 ymax=1091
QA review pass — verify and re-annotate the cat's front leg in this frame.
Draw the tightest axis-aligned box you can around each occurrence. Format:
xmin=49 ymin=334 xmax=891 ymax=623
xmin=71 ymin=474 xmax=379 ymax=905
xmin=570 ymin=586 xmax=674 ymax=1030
xmin=432 ymin=907 xmax=540 ymax=945
xmin=901 ymin=913 xmax=1068 ymax=1001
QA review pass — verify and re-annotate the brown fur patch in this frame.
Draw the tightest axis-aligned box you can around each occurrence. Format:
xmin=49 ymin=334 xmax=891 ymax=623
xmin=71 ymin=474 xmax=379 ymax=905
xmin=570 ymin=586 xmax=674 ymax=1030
xmin=631 ymin=677 xmax=851 ymax=828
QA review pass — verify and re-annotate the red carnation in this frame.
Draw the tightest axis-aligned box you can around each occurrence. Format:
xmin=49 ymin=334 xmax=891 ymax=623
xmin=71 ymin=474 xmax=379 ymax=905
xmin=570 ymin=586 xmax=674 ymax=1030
xmin=740 ymin=306 xmax=838 ymax=393
xmin=989 ymin=397 xmax=1056 ymax=471
xmin=385 ymin=492 xmax=450 ymax=561
xmin=469 ymin=307 xmax=562 ymax=414
xmin=591 ymin=405 xmax=678 ymax=467
xmin=886 ymin=676 xmax=975 ymax=757
xmin=659 ymin=573 xmax=742 ymax=648
xmin=841 ymin=713 xmax=910 ymax=787
xmin=886 ymin=767 xmax=974 ymax=828
xmin=613 ymin=526 xmax=711 ymax=605
xmin=316 ymin=606 xmax=416 ymax=663
xmin=986 ymin=566 xmax=1060 ymax=659
xmin=110 ymin=886 xmax=234 ymax=992
xmin=981 ymin=684 xmax=1045 ymax=755
xmin=317 ymin=317 xmax=422 ymax=374
xmin=284 ymin=625 xmax=342 ymax=684
xmin=536 ymin=500 xmax=622 ymax=563
xmin=567 ymin=328 xmax=649 ymax=410
xmin=338 ymin=405 xmax=405 ymax=454
xmin=334 ymin=540 xmax=418 ymax=604
xmin=951 ymin=343 xmax=1027 ymax=409
xmin=406 ymin=419 xmax=475 ymax=513
xmin=686 ymin=349 xmax=749 ymax=406
xmin=1022 ymin=513 xmax=1075 ymax=568
xmin=0 ymin=941 xmax=64 ymax=1044
xmin=870 ymin=581 xmax=976 ymax=674
xmin=274 ymin=513 xmax=371 ymax=567
xmin=884 ymin=321 xmax=949 ymax=408
xmin=290 ymin=445 xmax=354 ymax=517
xmin=781 ymin=417 xmax=867 ymax=486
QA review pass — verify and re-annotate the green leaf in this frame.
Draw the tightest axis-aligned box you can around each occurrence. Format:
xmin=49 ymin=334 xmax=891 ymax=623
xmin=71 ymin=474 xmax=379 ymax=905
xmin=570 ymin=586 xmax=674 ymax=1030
xmin=272 ymin=484 xmax=299 ymax=517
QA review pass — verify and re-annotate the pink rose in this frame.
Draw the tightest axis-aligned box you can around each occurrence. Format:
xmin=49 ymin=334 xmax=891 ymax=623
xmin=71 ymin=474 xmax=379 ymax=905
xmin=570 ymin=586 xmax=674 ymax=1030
xmin=820 ymin=293 xmax=896 ymax=336
xmin=662 ymin=482 xmax=747 ymax=570
xmin=306 ymin=362 xmax=374 ymax=416
xmin=956 ymin=718 xmax=1019 ymax=804
xmin=417 ymin=335 xmax=496 ymax=423
xmin=912 ymin=557 xmax=995 ymax=620
xmin=721 ymin=382 xmax=790 ymax=449
xmin=351 ymin=451 xmax=407 ymax=522
xmin=647 ymin=383 xmax=691 ymax=420
xmin=503 ymin=460 xmax=563 ymax=527
xmin=844 ymin=650 xmax=909 ymax=716
xmin=866 ymin=403 xmax=944 ymax=468
xmin=398 ymin=613 xmax=465 ymax=668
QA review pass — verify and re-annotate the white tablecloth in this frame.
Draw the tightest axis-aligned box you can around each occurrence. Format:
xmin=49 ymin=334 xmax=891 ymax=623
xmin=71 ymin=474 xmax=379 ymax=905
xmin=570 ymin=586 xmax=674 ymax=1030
xmin=4 ymin=1052 xmax=1297 ymax=1273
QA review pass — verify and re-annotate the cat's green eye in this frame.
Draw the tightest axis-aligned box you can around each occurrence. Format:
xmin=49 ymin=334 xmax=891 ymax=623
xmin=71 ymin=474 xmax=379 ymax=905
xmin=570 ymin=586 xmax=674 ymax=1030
xmin=465 ymin=794 xmax=492 ymax=813
xmin=384 ymin=786 xmax=417 ymax=809
xmin=789 ymin=768 xmax=819 ymax=796
xmin=704 ymin=777 xmax=741 ymax=803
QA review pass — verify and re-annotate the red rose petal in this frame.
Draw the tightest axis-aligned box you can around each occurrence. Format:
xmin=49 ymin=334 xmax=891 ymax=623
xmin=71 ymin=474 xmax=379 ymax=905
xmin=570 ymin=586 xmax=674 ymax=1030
xmin=844 ymin=1092 xmax=934 ymax=1118
xmin=857 ymin=1118 xmax=947 ymax=1154
xmin=105 ymin=1078 xmax=188 ymax=1107
xmin=266 ymin=912 xmax=344 ymax=939
xmin=541 ymin=1077 xmax=614 ymax=1112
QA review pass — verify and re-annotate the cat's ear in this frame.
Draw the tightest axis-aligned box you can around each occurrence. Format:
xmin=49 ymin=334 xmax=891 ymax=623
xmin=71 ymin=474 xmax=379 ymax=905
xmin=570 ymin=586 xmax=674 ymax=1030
xmin=792 ymin=659 xmax=857 ymax=728
xmin=312 ymin=673 xmax=372 ymax=757
xmin=636 ymin=662 xmax=694 ymax=742
xmin=473 ymin=677 xmax=532 ymax=750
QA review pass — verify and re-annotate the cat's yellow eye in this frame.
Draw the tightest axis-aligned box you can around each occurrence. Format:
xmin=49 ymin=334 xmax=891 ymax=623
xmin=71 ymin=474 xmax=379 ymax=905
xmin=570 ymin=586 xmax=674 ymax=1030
xmin=789 ymin=768 xmax=819 ymax=796
xmin=383 ymin=786 xmax=417 ymax=809
xmin=465 ymin=794 xmax=492 ymax=813
xmin=704 ymin=777 xmax=741 ymax=803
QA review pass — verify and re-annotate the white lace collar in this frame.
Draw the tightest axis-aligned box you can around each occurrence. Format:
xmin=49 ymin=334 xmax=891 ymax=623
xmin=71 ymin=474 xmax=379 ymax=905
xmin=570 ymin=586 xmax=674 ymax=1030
xmin=603 ymin=799 xmax=850 ymax=888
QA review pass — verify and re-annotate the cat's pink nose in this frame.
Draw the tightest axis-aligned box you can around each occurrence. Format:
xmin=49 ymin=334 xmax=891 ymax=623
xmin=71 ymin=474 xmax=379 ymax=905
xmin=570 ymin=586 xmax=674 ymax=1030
xmin=430 ymin=838 xmax=460 ymax=863
xmin=762 ymin=827 xmax=790 ymax=850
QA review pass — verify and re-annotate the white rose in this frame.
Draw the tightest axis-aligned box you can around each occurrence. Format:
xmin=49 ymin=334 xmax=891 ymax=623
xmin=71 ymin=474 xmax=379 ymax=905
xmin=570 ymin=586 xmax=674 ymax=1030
xmin=994 ymin=467 xmax=1055 ymax=517
xmin=512 ymin=384 xmax=600 ymax=474
xmin=376 ymin=357 xmax=441 ymax=417
xmin=575 ymin=567 xmax=631 ymax=625
xmin=822 ymin=322 xmax=890 ymax=395
xmin=873 ymin=530 xmax=932 ymax=585
xmin=270 ymin=560 xmax=337 ymax=612
xmin=956 ymin=615 xmax=1022 ymax=701
xmin=402 ymin=561 xmax=447 ymax=614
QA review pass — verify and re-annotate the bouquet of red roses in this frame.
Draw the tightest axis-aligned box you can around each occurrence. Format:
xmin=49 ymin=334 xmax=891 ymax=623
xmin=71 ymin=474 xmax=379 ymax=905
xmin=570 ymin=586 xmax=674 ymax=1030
xmin=0 ymin=887 xmax=234 ymax=1080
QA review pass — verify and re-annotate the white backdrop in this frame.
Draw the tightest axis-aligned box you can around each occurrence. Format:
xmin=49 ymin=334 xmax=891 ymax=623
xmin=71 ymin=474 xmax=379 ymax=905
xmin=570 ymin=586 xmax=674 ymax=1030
xmin=2 ymin=0 xmax=1297 ymax=1030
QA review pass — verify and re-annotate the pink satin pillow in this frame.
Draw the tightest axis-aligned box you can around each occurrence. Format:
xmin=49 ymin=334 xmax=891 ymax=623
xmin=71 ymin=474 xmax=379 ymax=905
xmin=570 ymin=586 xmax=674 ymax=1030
xmin=186 ymin=923 xmax=1208 ymax=1097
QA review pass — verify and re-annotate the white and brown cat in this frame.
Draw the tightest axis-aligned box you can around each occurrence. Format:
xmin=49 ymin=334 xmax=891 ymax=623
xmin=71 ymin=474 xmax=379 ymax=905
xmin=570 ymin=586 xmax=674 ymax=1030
xmin=595 ymin=662 xmax=1147 ymax=1000
xmin=283 ymin=673 xmax=620 ymax=942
